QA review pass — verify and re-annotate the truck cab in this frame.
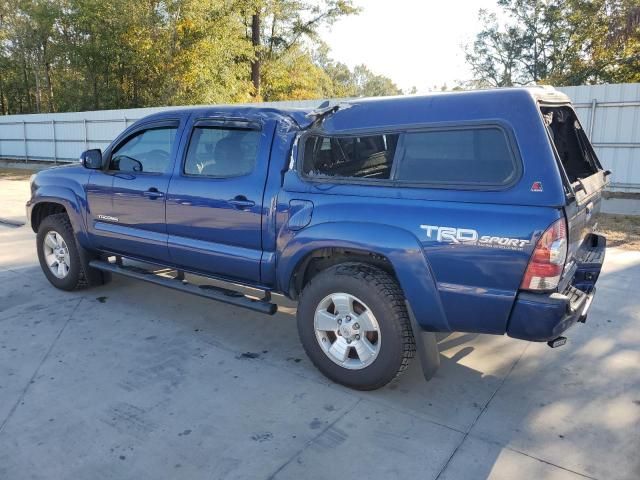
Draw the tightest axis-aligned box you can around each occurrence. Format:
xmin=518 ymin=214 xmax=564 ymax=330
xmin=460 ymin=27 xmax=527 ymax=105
xmin=27 ymin=87 xmax=608 ymax=390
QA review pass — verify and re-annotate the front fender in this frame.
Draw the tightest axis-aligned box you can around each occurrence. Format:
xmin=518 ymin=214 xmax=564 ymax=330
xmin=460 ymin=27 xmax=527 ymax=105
xmin=277 ymin=222 xmax=450 ymax=332
xmin=27 ymin=184 xmax=90 ymax=247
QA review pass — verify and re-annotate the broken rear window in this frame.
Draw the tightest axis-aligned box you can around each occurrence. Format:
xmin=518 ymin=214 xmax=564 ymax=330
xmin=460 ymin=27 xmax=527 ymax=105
xmin=541 ymin=106 xmax=601 ymax=183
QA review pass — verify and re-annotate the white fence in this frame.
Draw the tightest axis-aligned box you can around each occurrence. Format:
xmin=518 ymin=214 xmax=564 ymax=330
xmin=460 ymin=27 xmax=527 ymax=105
xmin=560 ymin=84 xmax=640 ymax=193
xmin=0 ymin=100 xmax=321 ymax=165
xmin=1 ymin=85 xmax=639 ymax=192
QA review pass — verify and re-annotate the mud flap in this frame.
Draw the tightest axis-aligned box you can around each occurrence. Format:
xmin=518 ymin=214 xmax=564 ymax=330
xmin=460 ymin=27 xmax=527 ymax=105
xmin=406 ymin=301 xmax=440 ymax=381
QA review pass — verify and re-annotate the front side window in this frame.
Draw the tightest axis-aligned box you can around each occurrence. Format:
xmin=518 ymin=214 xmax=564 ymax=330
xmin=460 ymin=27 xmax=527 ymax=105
xmin=184 ymin=127 xmax=261 ymax=177
xmin=395 ymin=127 xmax=517 ymax=185
xmin=302 ymin=134 xmax=399 ymax=180
xmin=110 ymin=127 xmax=177 ymax=173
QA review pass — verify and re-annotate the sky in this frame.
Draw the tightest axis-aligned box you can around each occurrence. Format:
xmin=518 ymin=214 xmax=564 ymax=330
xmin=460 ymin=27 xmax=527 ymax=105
xmin=321 ymin=0 xmax=500 ymax=93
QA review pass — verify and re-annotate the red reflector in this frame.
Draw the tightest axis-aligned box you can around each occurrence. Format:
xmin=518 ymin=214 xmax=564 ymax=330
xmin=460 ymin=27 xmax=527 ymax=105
xmin=531 ymin=181 xmax=544 ymax=192
xmin=521 ymin=218 xmax=567 ymax=291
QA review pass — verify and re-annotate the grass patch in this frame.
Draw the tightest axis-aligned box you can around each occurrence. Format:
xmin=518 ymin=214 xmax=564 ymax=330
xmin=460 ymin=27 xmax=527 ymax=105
xmin=597 ymin=213 xmax=640 ymax=250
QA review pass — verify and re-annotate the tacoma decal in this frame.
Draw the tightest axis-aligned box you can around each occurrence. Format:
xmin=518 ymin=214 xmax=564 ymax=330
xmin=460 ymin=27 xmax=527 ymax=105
xmin=97 ymin=215 xmax=119 ymax=222
xmin=420 ymin=225 xmax=530 ymax=250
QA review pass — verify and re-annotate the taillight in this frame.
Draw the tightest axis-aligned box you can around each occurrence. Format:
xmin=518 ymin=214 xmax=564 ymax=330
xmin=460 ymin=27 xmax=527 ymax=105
xmin=520 ymin=218 xmax=567 ymax=291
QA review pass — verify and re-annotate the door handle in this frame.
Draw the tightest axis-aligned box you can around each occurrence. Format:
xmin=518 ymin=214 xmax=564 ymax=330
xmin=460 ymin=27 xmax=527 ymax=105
xmin=228 ymin=196 xmax=255 ymax=210
xmin=143 ymin=188 xmax=164 ymax=199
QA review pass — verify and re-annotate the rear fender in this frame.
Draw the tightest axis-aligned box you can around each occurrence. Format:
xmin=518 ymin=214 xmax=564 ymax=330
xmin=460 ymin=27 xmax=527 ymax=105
xmin=277 ymin=222 xmax=450 ymax=332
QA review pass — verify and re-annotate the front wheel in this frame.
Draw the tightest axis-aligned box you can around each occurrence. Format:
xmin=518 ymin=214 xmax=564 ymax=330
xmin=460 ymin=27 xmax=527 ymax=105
xmin=297 ymin=263 xmax=415 ymax=390
xmin=36 ymin=213 xmax=108 ymax=291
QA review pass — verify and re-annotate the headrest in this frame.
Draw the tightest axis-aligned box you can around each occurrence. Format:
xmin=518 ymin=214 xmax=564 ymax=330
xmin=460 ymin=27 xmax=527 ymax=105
xmin=214 ymin=135 xmax=243 ymax=160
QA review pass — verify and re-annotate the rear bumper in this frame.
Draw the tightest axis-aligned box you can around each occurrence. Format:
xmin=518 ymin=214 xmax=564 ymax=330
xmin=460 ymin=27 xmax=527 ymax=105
xmin=507 ymin=233 xmax=605 ymax=342
xmin=507 ymin=286 xmax=595 ymax=341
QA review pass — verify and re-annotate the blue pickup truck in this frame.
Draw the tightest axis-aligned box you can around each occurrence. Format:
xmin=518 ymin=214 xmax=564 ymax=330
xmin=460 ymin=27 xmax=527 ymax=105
xmin=27 ymin=87 xmax=608 ymax=390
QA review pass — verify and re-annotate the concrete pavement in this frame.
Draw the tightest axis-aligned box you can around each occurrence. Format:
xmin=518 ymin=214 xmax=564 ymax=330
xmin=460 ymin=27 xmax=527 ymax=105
xmin=0 ymin=178 xmax=638 ymax=480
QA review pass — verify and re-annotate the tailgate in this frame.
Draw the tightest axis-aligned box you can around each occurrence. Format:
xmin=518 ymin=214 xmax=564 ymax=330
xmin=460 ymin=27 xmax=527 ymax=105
xmin=565 ymin=170 xmax=607 ymax=266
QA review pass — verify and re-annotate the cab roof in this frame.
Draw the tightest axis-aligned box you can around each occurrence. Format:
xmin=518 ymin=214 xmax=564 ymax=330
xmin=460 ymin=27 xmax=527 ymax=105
xmin=137 ymin=105 xmax=315 ymax=129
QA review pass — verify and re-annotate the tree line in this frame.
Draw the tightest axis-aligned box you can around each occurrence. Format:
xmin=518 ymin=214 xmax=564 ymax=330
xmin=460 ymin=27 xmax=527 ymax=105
xmin=3 ymin=1 xmax=639 ymax=115
xmin=0 ymin=0 xmax=402 ymax=115
xmin=466 ymin=0 xmax=640 ymax=88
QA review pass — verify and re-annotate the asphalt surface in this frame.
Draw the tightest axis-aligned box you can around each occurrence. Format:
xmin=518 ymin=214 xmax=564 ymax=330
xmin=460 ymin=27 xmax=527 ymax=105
xmin=0 ymin=177 xmax=638 ymax=480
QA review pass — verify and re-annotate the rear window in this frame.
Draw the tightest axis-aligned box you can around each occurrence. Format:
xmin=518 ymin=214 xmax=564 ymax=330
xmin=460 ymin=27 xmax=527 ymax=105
xmin=396 ymin=128 xmax=517 ymax=185
xmin=300 ymin=126 xmax=518 ymax=187
xmin=184 ymin=127 xmax=261 ymax=177
xmin=541 ymin=106 xmax=600 ymax=183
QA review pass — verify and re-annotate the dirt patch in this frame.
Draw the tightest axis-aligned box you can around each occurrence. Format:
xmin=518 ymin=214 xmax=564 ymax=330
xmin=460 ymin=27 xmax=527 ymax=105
xmin=597 ymin=213 xmax=640 ymax=250
xmin=0 ymin=168 xmax=36 ymax=180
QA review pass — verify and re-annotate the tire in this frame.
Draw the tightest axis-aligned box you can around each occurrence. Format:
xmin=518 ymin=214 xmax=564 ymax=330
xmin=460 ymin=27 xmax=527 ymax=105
xmin=297 ymin=263 xmax=415 ymax=390
xmin=36 ymin=213 xmax=109 ymax=291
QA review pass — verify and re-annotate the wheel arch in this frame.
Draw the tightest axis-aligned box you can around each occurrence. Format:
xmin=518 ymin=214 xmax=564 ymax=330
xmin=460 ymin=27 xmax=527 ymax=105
xmin=277 ymin=222 xmax=451 ymax=332
xmin=288 ymin=246 xmax=396 ymax=300
xmin=28 ymin=185 xmax=89 ymax=246
xmin=31 ymin=201 xmax=68 ymax=232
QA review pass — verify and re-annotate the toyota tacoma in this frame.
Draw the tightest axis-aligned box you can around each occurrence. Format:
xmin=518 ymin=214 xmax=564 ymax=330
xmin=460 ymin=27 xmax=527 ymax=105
xmin=27 ymin=87 xmax=608 ymax=390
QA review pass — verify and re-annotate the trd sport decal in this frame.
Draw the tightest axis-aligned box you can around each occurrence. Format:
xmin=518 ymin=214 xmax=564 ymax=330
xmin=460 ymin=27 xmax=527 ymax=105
xmin=420 ymin=225 xmax=530 ymax=250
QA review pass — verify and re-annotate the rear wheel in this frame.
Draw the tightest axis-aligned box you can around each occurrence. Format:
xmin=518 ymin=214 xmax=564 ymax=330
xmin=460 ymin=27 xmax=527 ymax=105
xmin=36 ymin=213 xmax=108 ymax=291
xmin=297 ymin=263 xmax=415 ymax=390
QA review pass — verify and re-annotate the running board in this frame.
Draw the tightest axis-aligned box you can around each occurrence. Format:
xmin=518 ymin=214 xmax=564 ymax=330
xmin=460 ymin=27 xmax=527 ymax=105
xmin=88 ymin=260 xmax=278 ymax=315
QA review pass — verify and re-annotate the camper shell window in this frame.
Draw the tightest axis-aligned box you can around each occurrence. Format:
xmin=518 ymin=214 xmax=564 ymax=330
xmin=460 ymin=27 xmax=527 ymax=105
xmin=302 ymin=134 xmax=399 ymax=180
xmin=300 ymin=126 xmax=519 ymax=188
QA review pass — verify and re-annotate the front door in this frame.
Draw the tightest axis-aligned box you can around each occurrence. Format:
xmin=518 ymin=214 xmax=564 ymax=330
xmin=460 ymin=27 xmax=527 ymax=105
xmin=166 ymin=118 xmax=275 ymax=283
xmin=88 ymin=122 xmax=179 ymax=263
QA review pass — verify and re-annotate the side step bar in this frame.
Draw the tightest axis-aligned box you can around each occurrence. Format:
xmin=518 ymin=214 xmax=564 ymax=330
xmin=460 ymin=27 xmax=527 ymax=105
xmin=89 ymin=260 xmax=278 ymax=315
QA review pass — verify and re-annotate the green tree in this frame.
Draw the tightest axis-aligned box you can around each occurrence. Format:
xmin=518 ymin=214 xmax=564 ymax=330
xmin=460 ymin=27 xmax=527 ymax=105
xmin=314 ymin=44 xmax=403 ymax=98
xmin=261 ymin=45 xmax=333 ymax=100
xmin=1 ymin=0 xmax=59 ymax=113
xmin=466 ymin=0 xmax=640 ymax=87
xmin=156 ymin=0 xmax=254 ymax=105
xmin=466 ymin=9 xmax=529 ymax=87
xmin=246 ymin=0 xmax=359 ymax=99
xmin=312 ymin=43 xmax=358 ymax=96
xmin=0 ymin=1 xmax=10 ymax=114
xmin=351 ymin=64 xmax=402 ymax=97
xmin=0 ymin=0 xmax=402 ymax=114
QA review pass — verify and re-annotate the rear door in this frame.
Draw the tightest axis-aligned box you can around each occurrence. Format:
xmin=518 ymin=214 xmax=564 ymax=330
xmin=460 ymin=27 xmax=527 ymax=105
xmin=541 ymin=105 xmax=608 ymax=287
xmin=165 ymin=117 xmax=276 ymax=283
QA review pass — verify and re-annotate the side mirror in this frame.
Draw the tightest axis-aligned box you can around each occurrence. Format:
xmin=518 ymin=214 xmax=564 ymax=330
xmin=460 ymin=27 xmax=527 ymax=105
xmin=80 ymin=149 xmax=103 ymax=169
xmin=115 ymin=156 xmax=143 ymax=173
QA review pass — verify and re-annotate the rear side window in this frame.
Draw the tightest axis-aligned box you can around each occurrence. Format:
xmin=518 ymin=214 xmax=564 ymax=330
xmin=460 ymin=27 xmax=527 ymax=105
xmin=396 ymin=128 xmax=517 ymax=185
xmin=302 ymin=134 xmax=399 ymax=179
xmin=300 ymin=126 xmax=518 ymax=187
xmin=184 ymin=127 xmax=261 ymax=177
